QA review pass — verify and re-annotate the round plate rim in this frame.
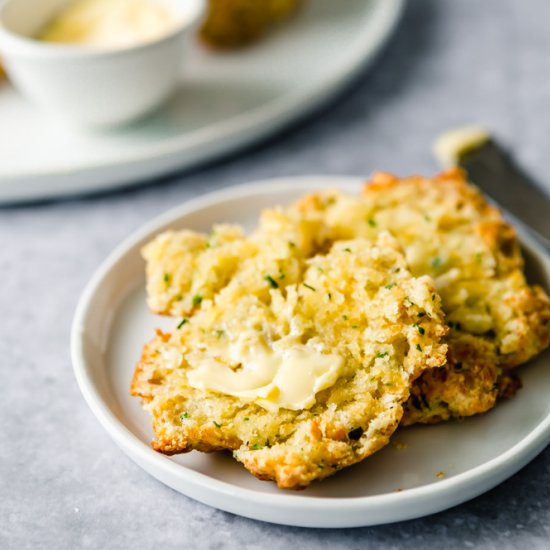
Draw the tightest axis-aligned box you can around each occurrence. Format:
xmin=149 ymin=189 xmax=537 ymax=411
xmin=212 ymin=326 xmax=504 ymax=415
xmin=71 ymin=175 xmax=550 ymax=527
xmin=0 ymin=0 xmax=404 ymax=202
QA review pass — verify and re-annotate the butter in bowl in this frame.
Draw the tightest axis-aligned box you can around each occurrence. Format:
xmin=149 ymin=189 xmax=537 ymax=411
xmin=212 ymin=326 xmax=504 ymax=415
xmin=0 ymin=0 xmax=205 ymax=127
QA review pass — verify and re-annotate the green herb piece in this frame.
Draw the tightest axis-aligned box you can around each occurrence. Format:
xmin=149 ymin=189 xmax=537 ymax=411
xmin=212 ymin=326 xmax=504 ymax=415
xmin=416 ymin=344 xmax=423 ymax=352
xmin=244 ymin=417 xmax=250 ymax=422
xmin=278 ymin=271 xmax=286 ymax=280
xmin=303 ymin=283 xmax=316 ymax=291
xmin=417 ymin=312 xmax=426 ymax=318
xmin=385 ymin=283 xmax=396 ymax=290
xmin=351 ymin=324 xmax=358 ymax=329
xmin=431 ymin=257 xmax=442 ymax=268
xmin=252 ymin=443 xmax=263 ymax=450
xmin=288 ymin=241 xmax=296 ymax=248
xmin=343 ymin=247 xmax=352 ymax=253
xmin=413 ymin=323 xmax=425 ymax=335
xmin=163 ymin=273 xmax=171 ymax=286
xmin=377 ymin=352 xmax=389 ymax=359
xmin=180 ymin=412 xmax=190 ymax=421
xmin=215 ymin=329 xmax=225 ymax=338
xmin=177 ymin=318 xmax=189 ymax=329
xmin=317 ymin=266 xmax=325 ymax=273
xmin=192 ymin=294 xmax=203 ymax=306
xmin=264 ymin=275 xmax=279 ymax=289
xmin=342 ymin=315 xmax=349 ymax=321
xmin=367 ymin=218 xmax=377 ymax=228
xmin=213 ymin=421 xmax=221 ymax=428
xmin=327 ymin=292 xmax=332 ymax=300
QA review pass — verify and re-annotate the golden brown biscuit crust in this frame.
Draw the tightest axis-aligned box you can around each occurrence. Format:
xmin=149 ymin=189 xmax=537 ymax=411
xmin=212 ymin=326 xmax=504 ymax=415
xmin=137 ymin=170 xmax=550 ymax=436
xmin=132 ymin=235 xmax=448 ymax=488
xmin=294 ymin=170 xmax=550 ymax=424
xmin=199 ymin=0 xmax=302 ymax=49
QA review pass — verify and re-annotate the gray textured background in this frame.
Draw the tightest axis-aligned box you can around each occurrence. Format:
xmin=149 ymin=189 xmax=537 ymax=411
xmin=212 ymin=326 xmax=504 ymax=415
xmin=2 ymin=0 xmax=550 ymax=548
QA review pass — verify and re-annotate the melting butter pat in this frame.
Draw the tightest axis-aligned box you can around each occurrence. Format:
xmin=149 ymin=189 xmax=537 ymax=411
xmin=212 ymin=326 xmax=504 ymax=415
xmin=186 ymin=334 xmax=344 ymax=412
xmin=38 ymin=0 xmax=175 ymax=49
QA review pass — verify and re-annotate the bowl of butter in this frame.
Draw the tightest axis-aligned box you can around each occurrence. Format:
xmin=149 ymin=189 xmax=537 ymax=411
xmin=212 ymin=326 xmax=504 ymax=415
xmin=0 ymin=0 xmax=204 ymax=126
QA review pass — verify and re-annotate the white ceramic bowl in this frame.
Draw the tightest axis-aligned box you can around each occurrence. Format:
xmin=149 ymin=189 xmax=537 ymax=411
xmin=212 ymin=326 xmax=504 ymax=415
xmin=0 ymin=0 xmax=204 ymax=126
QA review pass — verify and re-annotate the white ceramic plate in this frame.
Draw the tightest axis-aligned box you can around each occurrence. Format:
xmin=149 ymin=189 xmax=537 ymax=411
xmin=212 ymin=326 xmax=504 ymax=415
xmin=71 ymin=176 xmax=550 ymax=528
xmin=0 ymin=0 xmax=403 ymax=203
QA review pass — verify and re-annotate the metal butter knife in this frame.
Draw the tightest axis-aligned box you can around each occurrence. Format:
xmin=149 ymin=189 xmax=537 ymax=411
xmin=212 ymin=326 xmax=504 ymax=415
xmin=434 ymin=128 xmax=550 ymax=251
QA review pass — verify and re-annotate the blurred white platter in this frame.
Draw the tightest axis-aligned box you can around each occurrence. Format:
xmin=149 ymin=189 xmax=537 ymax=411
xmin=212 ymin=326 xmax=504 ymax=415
xmin=0 ymin=0 xmax=403 ymax=203
xmin=71 ymin=176 xmax=550 ymax=528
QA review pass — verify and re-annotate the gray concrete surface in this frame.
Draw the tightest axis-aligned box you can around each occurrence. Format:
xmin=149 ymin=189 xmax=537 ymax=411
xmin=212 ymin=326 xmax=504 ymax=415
xmin=2 ymin=0 xmax=550 ymax=548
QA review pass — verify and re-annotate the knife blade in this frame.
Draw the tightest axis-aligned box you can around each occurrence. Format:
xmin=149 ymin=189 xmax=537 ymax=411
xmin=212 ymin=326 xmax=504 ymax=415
xmin=434 ymin=128 xmax=550 ymax=250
